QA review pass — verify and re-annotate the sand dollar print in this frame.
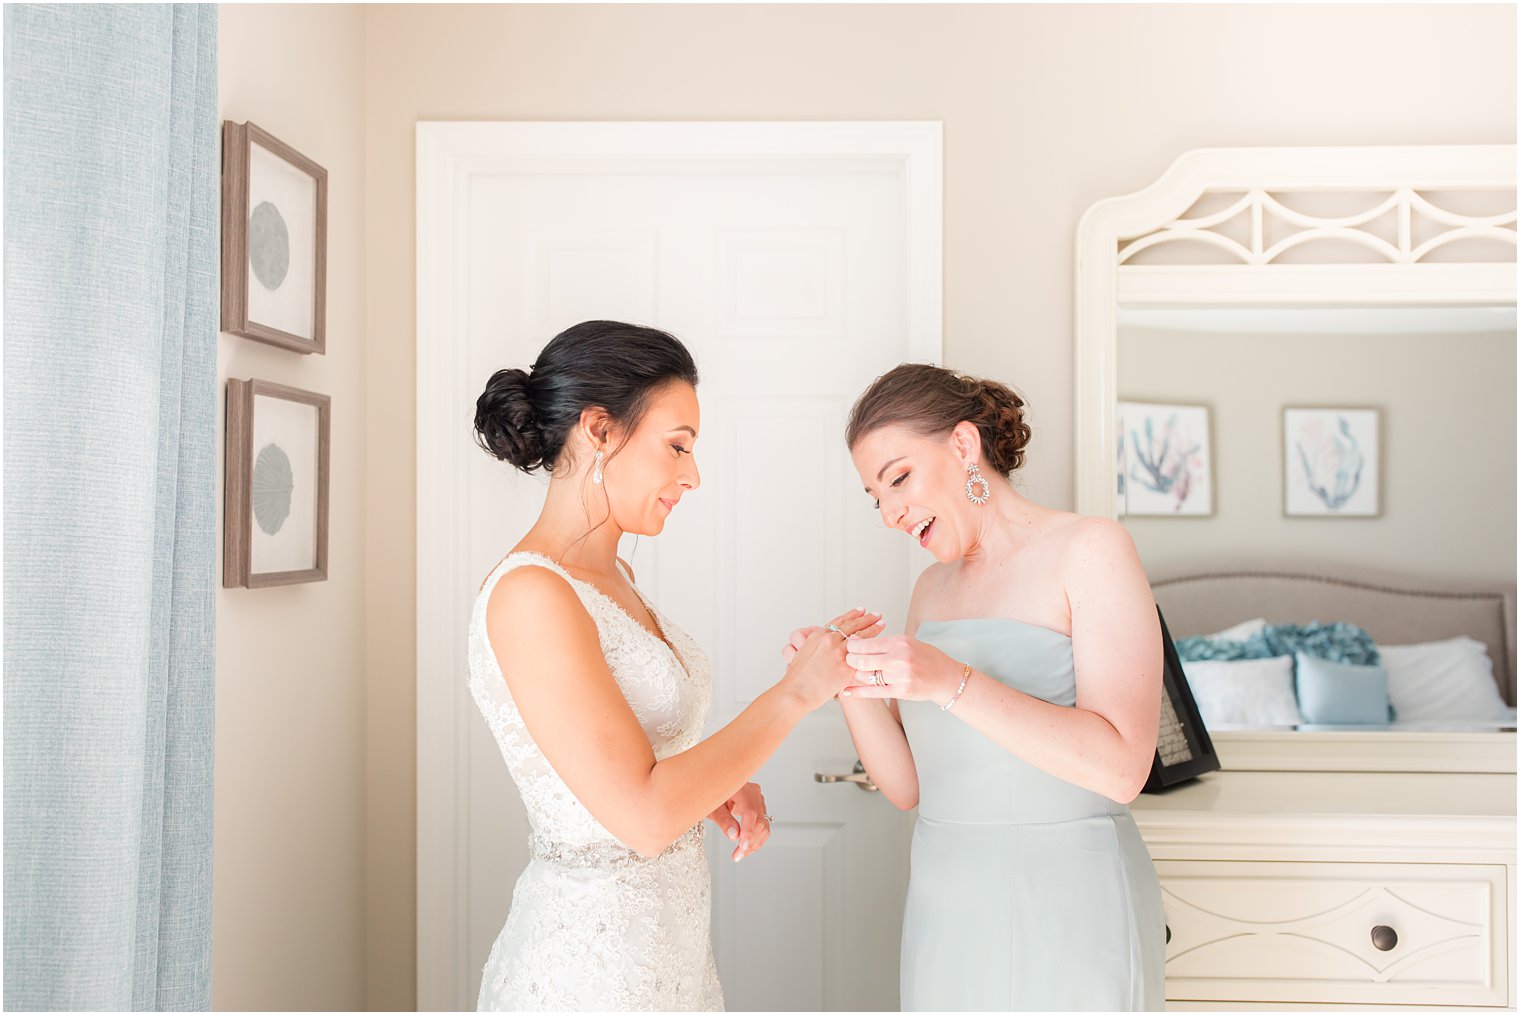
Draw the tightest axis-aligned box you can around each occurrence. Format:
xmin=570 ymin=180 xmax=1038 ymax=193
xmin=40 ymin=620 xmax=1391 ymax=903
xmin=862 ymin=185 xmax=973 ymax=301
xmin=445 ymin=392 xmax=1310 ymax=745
xmin=248 ymin=200 xmax=291 ymax=291
xmin=252 ymin=442 xmax=294 ymax=535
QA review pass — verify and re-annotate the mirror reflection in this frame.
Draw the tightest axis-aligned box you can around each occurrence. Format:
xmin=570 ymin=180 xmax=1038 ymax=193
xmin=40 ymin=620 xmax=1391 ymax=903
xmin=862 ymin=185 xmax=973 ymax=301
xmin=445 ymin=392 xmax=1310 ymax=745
xmin=1117 ymin=304 xmax=1517 ymax=732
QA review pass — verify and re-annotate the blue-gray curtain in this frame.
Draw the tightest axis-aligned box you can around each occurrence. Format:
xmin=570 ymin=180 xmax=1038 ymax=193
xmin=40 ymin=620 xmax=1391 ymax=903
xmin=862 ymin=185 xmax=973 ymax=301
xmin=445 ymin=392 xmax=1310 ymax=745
xmin=4 ymin=4 xmax=218 ymax=1010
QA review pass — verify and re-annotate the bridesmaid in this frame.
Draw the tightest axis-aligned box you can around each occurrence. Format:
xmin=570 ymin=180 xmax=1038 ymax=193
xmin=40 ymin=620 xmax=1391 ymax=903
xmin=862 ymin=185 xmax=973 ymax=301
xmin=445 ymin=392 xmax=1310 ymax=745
xmin=786 ymin=364 xmax=1166 ymax=1011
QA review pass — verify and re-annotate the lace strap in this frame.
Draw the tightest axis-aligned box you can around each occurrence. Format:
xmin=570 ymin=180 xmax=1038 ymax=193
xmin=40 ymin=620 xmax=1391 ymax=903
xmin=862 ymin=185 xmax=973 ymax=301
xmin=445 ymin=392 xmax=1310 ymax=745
xmin=478 ymin=549 xmax=570 ymax=593
xmin=479 ymin=551 xmax=624 ymax=631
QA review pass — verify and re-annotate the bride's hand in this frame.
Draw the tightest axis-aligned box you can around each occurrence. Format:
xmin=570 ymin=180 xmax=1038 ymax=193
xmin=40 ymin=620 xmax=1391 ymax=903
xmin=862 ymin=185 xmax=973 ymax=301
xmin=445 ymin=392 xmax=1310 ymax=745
xmin=779 ymin=609 xmax=883 ymax=708
xmin=840 ymin=635 xmax=962 ymax=705
xmin=708 ymin=782 xmax=771 ymax=862
xmin=780 ymin=610 xmax=886 ymax=665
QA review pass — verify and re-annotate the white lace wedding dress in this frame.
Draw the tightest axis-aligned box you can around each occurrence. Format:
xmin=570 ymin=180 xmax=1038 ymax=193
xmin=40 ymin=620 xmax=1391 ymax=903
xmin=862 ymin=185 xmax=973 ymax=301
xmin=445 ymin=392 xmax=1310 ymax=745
xmin=467 ymin=551 xmax=725 ymax=1012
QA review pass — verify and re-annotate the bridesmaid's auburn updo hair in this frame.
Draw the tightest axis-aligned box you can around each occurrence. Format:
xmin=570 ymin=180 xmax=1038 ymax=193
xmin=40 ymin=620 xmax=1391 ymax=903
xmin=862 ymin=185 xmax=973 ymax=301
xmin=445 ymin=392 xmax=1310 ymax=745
xmin=845 ymin=363 xmax=1032 ymax=476
xmin=474 ymin=320 xmax=699 ymax=474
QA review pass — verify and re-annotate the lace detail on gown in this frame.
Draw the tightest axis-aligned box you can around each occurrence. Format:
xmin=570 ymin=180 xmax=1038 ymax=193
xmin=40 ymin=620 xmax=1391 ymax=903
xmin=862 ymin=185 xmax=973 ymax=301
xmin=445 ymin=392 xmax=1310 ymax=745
xmin=467 ymin=551 xmax=724 ymax=1012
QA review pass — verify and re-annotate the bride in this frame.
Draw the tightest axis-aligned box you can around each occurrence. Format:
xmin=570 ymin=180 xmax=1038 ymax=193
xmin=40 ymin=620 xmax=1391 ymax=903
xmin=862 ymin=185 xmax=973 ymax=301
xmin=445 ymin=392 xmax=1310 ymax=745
xmin=466 ymin=320 xmax=879 ymax=1011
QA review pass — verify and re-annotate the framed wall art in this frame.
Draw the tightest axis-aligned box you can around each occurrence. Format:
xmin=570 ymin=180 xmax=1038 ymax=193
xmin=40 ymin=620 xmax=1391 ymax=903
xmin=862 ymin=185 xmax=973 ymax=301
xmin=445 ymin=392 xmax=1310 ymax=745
xmin=224 ymin=378 xmax=330 ymax=587
xmin=221 ymin=121 xmax=327 ymax=354
xmin=1283 ymin=406 xmax=1380 ymax=517
xmin=1118 ymin=400 xmax=1214 ymax=516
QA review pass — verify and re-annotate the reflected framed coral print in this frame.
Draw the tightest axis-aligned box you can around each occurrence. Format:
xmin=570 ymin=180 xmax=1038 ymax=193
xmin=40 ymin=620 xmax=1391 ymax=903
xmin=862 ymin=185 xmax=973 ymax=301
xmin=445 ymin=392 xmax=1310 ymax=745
xmin=1283 ymin=407 xmax=1380 ymax=517
xmin=224 ymin=378 xmax=331 ymax=587
xmin=1118 ymin=401 xmax=1213 ymax=516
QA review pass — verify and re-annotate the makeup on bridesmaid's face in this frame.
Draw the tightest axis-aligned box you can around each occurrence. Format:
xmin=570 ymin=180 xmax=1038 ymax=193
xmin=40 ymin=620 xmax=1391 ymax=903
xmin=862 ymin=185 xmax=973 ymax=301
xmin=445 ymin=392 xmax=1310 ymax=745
xmin=851 ymin=426 xmax=967 ymax=563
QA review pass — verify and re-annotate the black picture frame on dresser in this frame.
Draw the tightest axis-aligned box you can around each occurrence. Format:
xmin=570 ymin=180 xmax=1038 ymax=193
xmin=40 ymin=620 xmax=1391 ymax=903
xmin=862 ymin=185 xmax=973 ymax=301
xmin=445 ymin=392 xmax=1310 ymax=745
xmin=1142 ymin=607 xmax=1221 ymax=792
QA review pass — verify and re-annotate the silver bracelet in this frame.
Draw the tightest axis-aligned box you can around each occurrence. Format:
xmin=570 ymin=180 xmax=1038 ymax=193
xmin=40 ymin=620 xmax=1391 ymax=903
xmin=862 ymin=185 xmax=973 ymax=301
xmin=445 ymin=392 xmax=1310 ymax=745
xmin=941 ymin=663 xmax=972 ymax=711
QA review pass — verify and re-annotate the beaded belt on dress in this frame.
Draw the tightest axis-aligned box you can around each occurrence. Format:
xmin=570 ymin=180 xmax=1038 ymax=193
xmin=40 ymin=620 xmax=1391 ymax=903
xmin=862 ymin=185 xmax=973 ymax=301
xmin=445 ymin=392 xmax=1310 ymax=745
xmin=528 ymin=824 xmax=704 ymax=868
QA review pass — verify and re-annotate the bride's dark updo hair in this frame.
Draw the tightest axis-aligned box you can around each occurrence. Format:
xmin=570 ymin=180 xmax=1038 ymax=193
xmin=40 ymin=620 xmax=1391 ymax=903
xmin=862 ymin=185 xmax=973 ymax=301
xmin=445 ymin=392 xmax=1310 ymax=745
xmin=845 ymin=363 xmax=1032 ymax=476
xmin=474 ymin=320 xmax=699 ymax=474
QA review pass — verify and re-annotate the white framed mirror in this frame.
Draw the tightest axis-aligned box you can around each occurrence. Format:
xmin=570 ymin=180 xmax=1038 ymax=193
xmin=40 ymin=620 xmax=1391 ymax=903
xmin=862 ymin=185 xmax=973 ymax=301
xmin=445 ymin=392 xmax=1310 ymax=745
xmin=1075 ymin=145 xmax=1517 ymax=774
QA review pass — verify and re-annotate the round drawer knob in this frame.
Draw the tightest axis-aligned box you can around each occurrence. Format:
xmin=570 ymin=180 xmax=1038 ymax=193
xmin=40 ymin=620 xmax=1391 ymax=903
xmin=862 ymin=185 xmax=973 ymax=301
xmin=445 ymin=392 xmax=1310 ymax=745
xmin=1371 ymin=925 xmax=1398 ymax=951
xmin=1164 ymin=924 xmax=1172 ymax=945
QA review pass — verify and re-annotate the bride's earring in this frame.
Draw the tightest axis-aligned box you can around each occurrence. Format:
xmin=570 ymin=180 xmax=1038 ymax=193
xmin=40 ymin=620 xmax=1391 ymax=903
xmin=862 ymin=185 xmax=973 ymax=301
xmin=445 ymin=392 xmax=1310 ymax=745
xmin=965 ymin=462 xmax=990 ymax=505
xmin=593 ymin=449 xmax=604 ymax=485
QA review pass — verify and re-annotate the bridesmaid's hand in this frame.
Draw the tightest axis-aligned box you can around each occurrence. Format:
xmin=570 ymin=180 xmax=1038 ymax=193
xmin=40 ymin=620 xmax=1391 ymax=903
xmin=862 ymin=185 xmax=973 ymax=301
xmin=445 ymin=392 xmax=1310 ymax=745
xmin=841 ymin=635 xmax=962 ymax=705
xmin=708 ymin=782 xmax=771 ymax=862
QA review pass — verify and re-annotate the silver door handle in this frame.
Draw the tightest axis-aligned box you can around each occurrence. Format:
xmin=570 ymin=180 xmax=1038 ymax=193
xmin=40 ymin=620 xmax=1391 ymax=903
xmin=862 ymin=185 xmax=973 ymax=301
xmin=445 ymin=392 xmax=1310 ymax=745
xmin=814 ymin=760 xmax=879 ymax=792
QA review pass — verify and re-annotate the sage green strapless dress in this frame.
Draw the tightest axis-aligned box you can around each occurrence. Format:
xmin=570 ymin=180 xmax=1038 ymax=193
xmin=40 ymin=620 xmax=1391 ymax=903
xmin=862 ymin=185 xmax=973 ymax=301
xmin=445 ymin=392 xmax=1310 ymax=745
xmin=897 ymin=619 xmax=1165 ymax=1011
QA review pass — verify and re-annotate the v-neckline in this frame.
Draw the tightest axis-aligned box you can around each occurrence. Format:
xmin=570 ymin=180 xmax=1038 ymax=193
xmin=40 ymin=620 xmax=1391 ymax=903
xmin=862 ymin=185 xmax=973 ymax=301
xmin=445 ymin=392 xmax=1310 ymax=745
xmin=506 ymin=551 xmax=687 ymax=672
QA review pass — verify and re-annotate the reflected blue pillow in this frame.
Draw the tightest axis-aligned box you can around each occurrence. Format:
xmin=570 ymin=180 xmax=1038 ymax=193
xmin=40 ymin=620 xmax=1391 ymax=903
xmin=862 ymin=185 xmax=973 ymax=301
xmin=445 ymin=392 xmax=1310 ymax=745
xmin=1294 ymin=651 xmax=1394 ymax=724
xmin=1177 ymin=622 xmax=1380 ymax=666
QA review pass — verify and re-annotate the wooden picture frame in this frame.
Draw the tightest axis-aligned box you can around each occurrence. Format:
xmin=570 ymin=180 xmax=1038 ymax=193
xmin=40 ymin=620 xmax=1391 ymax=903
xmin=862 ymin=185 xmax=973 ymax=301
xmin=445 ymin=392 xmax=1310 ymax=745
xmin=1142 ymin=607 xmax=1222 ymax=792
xmin=221 ymin=121 xmax=327 ymax=354
xmin=224 ymin=378 xmax=330 ymax=587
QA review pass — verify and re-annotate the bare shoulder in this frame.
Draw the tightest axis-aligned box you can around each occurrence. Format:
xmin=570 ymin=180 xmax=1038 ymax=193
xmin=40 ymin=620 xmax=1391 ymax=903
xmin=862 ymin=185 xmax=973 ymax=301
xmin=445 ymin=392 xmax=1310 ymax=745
xmin=486 ymin=562 xmax=594 ymax=639
xmin=910 ymin=560 xmax=953 ymax=603
xmin=1058 ymin=515 xmax=1155 ymax=630
xmin=1060 ymin=514 xmax=1141 ymax=571
xmin=1058 ymin=516 xmax=1150 ymax=611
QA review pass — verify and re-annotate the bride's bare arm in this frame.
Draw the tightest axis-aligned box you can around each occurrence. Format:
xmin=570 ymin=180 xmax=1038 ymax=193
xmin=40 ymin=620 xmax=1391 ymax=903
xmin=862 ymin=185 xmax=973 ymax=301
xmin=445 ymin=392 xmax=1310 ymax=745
xmin=486 ymin=565 xmax=865 ymax=858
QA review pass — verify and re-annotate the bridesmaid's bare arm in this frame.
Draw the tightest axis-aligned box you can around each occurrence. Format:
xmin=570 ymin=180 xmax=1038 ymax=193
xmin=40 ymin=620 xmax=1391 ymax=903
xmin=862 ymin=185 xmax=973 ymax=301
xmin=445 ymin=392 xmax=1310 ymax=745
xmin=834 ymin=572 xmax=941 ymax=810
xmin=922 ymin=518 xmax=1161 ymax=801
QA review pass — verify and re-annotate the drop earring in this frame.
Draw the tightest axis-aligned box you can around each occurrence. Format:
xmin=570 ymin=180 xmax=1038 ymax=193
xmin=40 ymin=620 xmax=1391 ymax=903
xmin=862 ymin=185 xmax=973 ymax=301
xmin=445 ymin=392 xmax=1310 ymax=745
xmin=593 ymin=449 xmax=604 ymax=485
xmin=965 ymin=462 xmax=990 ymax=505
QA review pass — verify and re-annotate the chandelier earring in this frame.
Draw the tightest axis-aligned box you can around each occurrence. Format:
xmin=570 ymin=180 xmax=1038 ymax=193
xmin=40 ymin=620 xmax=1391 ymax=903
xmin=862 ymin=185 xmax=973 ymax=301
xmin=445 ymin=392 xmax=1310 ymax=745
xmin=592 ymin=449 xmax=604 ymax=485
xmin=965 ymin=461 xmax=991 ymax=505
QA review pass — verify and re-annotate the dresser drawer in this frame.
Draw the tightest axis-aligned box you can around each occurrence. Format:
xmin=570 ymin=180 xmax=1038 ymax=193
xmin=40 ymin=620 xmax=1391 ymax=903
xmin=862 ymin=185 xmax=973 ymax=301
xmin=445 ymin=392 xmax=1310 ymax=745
xmin=1156 ymin=860 xmax=1509 ymax=1007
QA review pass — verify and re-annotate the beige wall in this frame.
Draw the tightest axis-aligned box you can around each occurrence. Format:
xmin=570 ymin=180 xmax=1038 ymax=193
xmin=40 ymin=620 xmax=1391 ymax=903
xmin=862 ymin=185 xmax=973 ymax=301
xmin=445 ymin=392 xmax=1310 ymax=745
xmin=215 ymin=5 xmax=368 ymax=1010
xmin=1119 ymin=326 xmax=1518 ymax=584
xmin=208 ymin=3 xmax=1517 ymax=1009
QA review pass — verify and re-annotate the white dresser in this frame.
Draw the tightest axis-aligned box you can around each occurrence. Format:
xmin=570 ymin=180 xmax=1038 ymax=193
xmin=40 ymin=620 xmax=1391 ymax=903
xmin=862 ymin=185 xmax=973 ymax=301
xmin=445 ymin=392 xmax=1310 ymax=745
xmin=1131 ymin=769 xmax=1517 ymax=1010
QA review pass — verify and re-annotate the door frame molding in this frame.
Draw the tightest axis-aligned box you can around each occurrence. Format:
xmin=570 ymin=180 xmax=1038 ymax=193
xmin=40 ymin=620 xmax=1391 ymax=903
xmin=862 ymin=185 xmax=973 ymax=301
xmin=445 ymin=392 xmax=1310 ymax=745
xmin=416 ymin=121 xmax=942 ymax=1011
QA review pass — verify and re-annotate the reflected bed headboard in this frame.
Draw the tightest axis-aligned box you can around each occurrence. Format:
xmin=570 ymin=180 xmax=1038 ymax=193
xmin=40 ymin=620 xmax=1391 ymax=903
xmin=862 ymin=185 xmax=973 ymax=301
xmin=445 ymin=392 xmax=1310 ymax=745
xmin=1149 ymin=565 xmax=1517 ymax=707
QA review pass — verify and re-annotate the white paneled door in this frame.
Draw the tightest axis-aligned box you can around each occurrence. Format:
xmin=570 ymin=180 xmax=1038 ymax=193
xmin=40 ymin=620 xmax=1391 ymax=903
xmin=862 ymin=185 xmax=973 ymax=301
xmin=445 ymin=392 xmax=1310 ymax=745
xmin=417 ymin=122 xmax=941 ymax=1012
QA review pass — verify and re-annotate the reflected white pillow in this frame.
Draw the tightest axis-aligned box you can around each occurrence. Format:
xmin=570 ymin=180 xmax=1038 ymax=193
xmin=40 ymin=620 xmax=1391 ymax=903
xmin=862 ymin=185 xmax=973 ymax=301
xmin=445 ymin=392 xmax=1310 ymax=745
xmin=1181 ymin=655 xmax=1303 ymax=727
xmin=1378 ymin=636 xmax=1511 ymax=722
xmin=1205 ymin=618 xmax=1268 ymax=642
